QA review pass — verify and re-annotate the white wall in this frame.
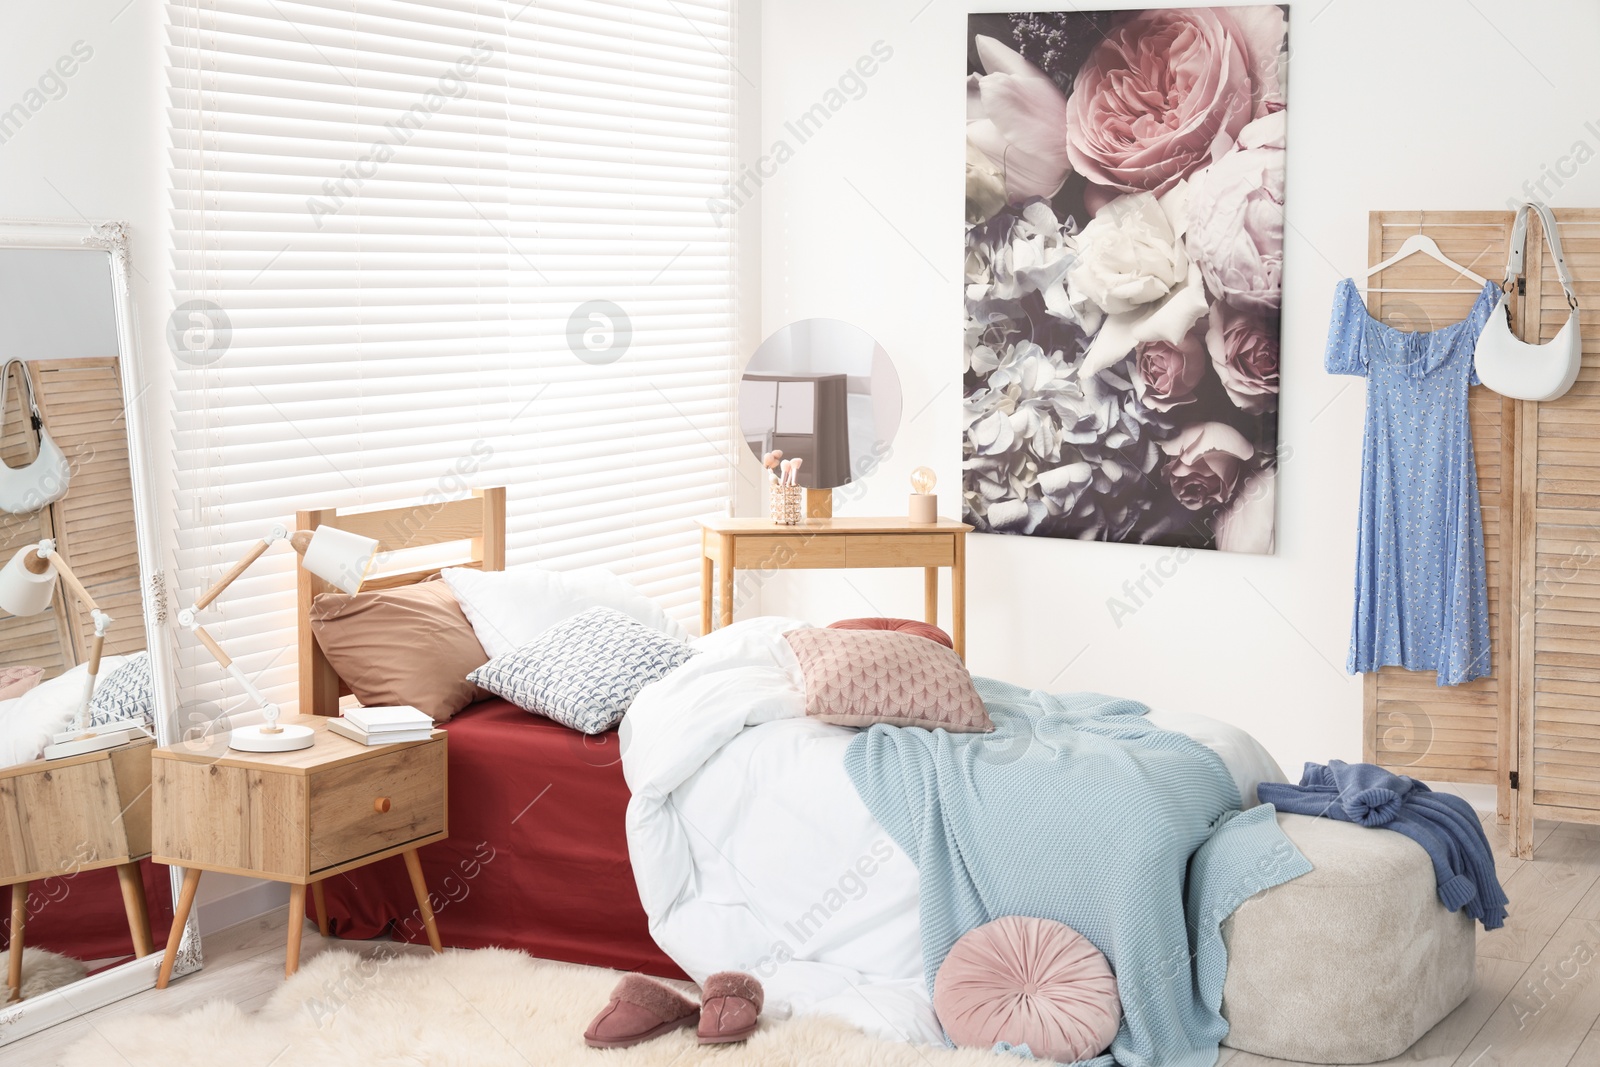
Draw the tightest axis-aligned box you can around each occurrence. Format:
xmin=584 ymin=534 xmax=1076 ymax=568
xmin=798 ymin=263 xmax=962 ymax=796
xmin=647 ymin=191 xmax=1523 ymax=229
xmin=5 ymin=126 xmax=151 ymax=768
xmin=749 ymin=0 xmax=1600 ymax=778
xmin=0 ymin=0 xmax=269 ymax=923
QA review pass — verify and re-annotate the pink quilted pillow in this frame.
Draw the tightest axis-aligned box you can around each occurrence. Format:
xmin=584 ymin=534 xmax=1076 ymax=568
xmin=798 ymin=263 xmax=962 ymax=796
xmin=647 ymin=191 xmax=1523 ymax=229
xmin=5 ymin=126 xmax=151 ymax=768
xmin=934 ymin=916 xmax=1121 ymax=1063
xmin=784 ymin=627 xmax=992 ymax=733
xmin=0 ymin=666 xmax=44 ymax=701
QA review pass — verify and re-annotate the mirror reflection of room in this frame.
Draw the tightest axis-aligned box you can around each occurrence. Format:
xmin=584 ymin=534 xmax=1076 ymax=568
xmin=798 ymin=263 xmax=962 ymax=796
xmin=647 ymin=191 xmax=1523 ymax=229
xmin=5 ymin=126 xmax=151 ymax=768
xmin=0 ymin=248 xmax=168 ymax=1004
xmin=739 ymin=318 xmax=903 ymax=490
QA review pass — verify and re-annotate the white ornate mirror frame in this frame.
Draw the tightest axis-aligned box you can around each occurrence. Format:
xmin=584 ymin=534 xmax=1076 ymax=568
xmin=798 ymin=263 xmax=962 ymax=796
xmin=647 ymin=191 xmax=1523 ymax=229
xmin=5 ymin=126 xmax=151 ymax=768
xmin=0 ymin=218 xmax=198 ymax=1047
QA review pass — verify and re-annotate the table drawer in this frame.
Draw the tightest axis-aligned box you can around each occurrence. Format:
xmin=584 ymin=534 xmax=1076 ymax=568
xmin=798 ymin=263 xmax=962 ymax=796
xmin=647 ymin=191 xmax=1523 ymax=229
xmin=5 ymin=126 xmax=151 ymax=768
xmin=844 ymin=534 xmax=954 ymax=567
xmin=732 ymin=536 xmax=847 ymax=569
xmin=308 ymin=741 xmax=445 ymax=874
xmin=0 ymin=757 xmax=128 ymax=882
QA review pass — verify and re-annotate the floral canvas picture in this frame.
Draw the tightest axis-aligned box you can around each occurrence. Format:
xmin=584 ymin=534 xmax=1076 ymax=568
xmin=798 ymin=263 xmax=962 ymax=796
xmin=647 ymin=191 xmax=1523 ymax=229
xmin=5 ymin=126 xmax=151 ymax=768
xmin=963 ymin=7 xmax=1286 ymax=552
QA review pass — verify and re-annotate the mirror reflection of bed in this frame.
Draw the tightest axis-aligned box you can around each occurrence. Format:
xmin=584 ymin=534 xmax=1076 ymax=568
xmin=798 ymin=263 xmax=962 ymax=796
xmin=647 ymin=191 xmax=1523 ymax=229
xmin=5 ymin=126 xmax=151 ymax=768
xmin=0 ymin=248 xmax=171 ymax=1003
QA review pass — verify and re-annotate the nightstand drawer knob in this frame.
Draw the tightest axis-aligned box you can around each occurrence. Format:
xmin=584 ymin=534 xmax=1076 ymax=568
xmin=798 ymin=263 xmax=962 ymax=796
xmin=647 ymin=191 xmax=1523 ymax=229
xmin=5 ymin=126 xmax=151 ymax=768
xmin=374 ymin=797 xmax=391 ymax=814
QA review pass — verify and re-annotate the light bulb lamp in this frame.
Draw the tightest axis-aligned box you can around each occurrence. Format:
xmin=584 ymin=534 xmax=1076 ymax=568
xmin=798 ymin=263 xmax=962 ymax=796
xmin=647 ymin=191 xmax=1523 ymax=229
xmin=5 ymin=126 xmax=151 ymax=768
xmin=909 ymin=467 xmax=938 ymax=524
xmin=0 ymin=539 xmax=126 ymax=758
xmin=178 ymin=523 xmax=378 ymax=753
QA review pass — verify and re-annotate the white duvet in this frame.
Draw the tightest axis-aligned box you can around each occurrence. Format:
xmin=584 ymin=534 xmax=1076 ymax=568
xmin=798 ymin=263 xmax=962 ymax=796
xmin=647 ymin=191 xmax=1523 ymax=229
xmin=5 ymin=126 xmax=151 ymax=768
xmin=622 ymin=617 xmax=1287 ymax=1044
xmin=0 ymin=658 xmax=128 ymax=769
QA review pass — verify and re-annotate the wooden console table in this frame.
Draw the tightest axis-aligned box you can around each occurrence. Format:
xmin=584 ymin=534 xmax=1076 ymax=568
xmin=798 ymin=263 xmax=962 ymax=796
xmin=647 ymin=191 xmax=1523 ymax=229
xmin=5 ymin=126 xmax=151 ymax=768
xmin=698 ymin=516 xmax=971 ymax=657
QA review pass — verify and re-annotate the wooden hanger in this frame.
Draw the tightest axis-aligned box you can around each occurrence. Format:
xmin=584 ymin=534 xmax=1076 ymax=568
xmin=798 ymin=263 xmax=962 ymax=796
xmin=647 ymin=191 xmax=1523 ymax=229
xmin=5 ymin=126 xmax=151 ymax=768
xmin=1359 ymin=213 xmax=1488 ymax=294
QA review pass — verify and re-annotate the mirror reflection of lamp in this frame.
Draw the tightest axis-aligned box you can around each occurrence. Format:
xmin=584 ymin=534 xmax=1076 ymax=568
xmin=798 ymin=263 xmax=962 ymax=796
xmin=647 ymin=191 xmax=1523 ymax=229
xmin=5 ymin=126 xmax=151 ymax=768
xmin=178 ymin=524 xmax=378 ymax=752
xmin=0 ymin=539 xmax=127 ymax=758
xmin=909 ymin=466 xmax=938 ymax=524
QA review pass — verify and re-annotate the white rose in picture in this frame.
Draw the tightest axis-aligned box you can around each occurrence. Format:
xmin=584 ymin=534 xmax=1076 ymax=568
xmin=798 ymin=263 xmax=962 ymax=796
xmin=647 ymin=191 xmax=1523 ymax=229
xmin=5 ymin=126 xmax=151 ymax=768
xmin=1066 ymin=185 xmax=1209 ymax=375
xmin=965 ymin=201 xmax=1077 ymax=321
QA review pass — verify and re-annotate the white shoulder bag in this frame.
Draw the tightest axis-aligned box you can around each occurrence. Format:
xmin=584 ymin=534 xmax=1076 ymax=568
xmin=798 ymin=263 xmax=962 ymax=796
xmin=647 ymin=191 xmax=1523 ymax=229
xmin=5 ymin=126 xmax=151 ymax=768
xmin=1474 ymin=201 xmax=1583 ymax=402
xmin=0 ymin=359 xmax=72 ymax=514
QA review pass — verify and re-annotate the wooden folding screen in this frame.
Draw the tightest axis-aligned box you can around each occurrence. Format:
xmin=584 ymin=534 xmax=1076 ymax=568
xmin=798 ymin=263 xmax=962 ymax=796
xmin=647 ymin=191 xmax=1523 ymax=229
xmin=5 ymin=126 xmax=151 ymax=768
xmin=1512 ymin=210 xmax=1600 ymax=856
xmin=1362 ymin=209 xmax=1600 ymax=857
xmin=0 ymin=358 xmax=144 ymax=677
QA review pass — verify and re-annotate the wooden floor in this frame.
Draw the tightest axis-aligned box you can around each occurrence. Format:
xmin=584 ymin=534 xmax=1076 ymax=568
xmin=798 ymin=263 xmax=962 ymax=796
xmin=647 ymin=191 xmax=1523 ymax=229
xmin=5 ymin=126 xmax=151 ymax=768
xmin=9 ymin=818 xmax=1600 ymax=1066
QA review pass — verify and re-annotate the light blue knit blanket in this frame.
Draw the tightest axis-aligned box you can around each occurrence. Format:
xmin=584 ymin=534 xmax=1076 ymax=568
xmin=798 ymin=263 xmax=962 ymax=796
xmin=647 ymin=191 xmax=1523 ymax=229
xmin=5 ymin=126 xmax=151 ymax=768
xmin=843 ymin=682 xmax=1311 ymax=1067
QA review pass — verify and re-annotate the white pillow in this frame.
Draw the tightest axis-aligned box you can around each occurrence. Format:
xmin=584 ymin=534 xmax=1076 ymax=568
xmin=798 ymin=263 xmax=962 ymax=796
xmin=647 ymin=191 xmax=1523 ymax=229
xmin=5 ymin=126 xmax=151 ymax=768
xmin=0 ymin=657 xmax=128 ymax=769
xmin=442 ymin=564 xmax=687 ymax=659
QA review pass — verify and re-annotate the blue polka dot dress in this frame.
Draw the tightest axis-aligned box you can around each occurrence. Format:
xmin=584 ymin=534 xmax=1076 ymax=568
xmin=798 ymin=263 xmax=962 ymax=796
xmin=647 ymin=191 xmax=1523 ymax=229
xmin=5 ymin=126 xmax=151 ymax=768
xmin=1325 ymin=278 xmax=1499 ymax=686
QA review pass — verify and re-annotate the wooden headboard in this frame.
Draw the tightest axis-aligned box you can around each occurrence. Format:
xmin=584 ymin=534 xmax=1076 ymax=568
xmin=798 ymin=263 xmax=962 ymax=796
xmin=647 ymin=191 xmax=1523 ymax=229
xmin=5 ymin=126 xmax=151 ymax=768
xmin=296 ymin=486 xmax=506 ymax=717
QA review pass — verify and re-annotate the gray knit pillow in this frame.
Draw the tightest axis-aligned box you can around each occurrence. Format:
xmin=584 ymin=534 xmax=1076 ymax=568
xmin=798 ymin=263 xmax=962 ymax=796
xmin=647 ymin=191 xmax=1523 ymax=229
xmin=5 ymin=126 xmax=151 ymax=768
xmin=467 ymin=607 xmax=695 ymax=734
xmin=90 ymin=651 xmax=154 ymax=728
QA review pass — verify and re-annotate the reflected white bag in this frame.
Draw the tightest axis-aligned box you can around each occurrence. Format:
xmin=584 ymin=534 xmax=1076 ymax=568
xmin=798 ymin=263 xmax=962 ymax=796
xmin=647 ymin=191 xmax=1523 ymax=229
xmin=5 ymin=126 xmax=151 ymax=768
xmin=0 ymin=359 xmax=72 ymax=514
xmin=1474 ymin=202 xmax=1583 ymax=402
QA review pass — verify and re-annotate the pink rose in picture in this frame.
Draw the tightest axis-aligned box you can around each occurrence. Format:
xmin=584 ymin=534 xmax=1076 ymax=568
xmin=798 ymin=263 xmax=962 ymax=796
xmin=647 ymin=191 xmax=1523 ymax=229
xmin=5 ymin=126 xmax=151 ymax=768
xmin=967 ymin=35 xmax=1072 ymax=204
xmin=1229 ymin=5 xmax=1289 ymax=118
xmin=1064 ymin=9 xmax=1255 ymax=195
xmin=1159 ymin=422 xmax=1254 ymax=510
xmin=1205 ymin=301 xmax=1279 ymax=414
xmin=1215 ymin=467 xmax=1276 ymax=554
xmin=1134 ymin=330 xmax=1207 ymax=412
xmin=1185 ymin=111 xmax=1286 ymax=313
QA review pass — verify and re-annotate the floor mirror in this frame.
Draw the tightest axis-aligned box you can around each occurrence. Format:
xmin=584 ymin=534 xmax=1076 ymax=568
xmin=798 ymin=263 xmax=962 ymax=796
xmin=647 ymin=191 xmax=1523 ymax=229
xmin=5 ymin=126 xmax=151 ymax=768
xmin=0 ymin=219 xmax=193 ymax=1045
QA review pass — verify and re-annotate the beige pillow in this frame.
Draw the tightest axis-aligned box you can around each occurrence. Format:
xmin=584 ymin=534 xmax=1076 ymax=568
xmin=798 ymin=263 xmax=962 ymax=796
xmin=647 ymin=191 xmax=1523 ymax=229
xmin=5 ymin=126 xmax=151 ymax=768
xmin=785 ymin=627 xmax=993 ymax=733
xmin=309 ymin=580 xmax=489 ymax=722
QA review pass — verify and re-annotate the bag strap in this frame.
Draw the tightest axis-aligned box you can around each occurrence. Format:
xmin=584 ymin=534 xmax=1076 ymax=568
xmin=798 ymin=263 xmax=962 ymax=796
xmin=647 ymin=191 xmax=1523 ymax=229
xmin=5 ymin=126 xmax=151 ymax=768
xmin=0 ymin=359 xmax=45 ymax=439
xmin=1506 ymin=201 xmax=1579 ymax=309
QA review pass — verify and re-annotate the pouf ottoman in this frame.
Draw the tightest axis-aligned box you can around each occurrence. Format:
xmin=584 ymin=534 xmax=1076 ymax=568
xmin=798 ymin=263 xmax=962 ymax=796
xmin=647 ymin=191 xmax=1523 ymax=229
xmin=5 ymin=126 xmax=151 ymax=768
xmin=1220 ymin=812 xmax=1476 ymax=1063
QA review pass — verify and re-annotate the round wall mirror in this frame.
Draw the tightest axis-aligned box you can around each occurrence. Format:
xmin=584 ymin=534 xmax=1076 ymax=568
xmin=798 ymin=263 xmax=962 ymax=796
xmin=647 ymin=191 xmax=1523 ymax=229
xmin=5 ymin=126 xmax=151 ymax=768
xmin=739 ymin=319 xmax=902 ymax=490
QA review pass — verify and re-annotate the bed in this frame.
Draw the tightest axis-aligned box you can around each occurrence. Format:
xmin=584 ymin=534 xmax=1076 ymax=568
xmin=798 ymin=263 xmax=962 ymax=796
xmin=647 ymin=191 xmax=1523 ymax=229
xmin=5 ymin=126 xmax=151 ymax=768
xmin=302 ymin=490 xmax=681 ymax=977
xmin=300 ymin=489 xmax=1297 ymax=1054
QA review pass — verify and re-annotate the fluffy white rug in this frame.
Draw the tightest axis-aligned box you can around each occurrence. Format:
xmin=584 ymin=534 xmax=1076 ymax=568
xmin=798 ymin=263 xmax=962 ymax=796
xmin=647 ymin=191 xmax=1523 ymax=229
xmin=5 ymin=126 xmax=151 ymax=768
xmin=61 ymin=948 xmax=1014 ymax=1066
xmin=18 ymin=947 xmax=88 ymax=1000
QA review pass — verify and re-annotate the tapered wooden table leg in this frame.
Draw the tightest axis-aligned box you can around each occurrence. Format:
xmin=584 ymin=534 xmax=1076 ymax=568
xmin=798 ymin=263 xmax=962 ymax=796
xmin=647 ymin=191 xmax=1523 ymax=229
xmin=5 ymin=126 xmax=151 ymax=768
xmin=402 ymin=849 xmax=443 ymax=954
xmin=285 ymin=883 xmax=306 ymax=977
xmin=718 ymin=534 xmax=735 ymax=629
xmin=701 ymin=544 xmax=714 ymax=636
xmin=924 ymin=567 xmax=938 ymax=627
xmin=7 ymin=881 xmax=26 ymax=1003
xmin=116 ymin=863 xmax=153 ymax=958
xmin=157 ymin=868 xmax=201 ymax=989
xmin=952 ymin=532 xmax=966 ymax=659
xmin=311 ymin=880 xmax=330 ymax=938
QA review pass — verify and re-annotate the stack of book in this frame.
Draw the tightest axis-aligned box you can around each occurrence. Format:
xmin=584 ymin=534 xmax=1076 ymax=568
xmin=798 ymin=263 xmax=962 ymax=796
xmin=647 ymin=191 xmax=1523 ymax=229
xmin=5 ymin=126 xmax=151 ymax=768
xmin=328 ymin=705 xmax=436 ymax=746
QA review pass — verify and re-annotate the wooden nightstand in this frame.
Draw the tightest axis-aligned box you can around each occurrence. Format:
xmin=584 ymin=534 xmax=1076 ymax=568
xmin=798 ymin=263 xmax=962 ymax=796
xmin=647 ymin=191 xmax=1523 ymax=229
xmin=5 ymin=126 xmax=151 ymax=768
xmin=151 ymin=715 xmax=448 ymax=986
xmin=698 ymin=516 xmax=972 ymax=657
xmin=1 ymin=738 xmax=156 ymax=1002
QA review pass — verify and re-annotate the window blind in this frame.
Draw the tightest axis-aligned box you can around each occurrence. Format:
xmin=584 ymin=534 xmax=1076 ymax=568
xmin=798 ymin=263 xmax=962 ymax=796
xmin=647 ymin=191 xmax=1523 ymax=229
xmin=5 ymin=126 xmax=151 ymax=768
xmin=166 ymin=0 xmax=737 ymax=714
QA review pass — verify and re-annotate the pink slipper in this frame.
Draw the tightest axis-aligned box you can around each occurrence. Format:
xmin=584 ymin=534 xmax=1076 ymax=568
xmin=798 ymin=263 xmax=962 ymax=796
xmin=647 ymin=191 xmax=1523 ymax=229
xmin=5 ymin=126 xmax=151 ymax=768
xmin=584 ymin=974 xmax=699 ymax=1049
xmin=697 ymin=971 xmax=764 ymax=1045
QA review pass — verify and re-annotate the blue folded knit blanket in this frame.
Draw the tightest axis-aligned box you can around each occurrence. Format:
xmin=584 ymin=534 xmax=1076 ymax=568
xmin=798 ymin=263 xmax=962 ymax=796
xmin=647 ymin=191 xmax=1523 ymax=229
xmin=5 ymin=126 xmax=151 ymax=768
xmin=1258 ymin=760 xmax=1508 ymax=930
xmin=845 ymin=683 xmax=1311 ymax=1067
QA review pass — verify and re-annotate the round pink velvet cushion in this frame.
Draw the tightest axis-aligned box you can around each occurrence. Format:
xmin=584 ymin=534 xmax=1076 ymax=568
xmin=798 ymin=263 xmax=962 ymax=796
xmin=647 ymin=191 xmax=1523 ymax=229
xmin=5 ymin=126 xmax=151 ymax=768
xmin=827 ymin=617 xmax=953 ymax=649
xmin=933 ymin=916 xmax=1121 ymax=1063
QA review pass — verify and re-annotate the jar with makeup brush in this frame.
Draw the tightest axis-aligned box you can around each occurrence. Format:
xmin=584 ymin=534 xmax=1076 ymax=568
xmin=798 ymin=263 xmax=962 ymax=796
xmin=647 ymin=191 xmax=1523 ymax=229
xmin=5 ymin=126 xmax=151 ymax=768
xmin=770 ymin=482 xmax=802 ymax=525
xmin=762 ymin=450 xmax=803 ymax=524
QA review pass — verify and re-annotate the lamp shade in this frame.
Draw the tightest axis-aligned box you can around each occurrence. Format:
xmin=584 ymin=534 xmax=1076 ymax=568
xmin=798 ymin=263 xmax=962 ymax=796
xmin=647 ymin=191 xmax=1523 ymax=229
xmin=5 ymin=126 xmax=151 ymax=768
xmin=301 ymin=526 xmax=379 ymax=595
xmin=0 ymin=546 xmax=56 ymax=617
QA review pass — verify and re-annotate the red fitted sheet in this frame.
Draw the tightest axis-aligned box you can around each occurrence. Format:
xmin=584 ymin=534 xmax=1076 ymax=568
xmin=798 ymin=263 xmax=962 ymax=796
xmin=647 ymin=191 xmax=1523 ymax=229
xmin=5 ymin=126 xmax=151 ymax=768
xmin=316 ymin=697 xmax=683 ymax=978
xmin=2 ymin=859 xmax=173 ymax=964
